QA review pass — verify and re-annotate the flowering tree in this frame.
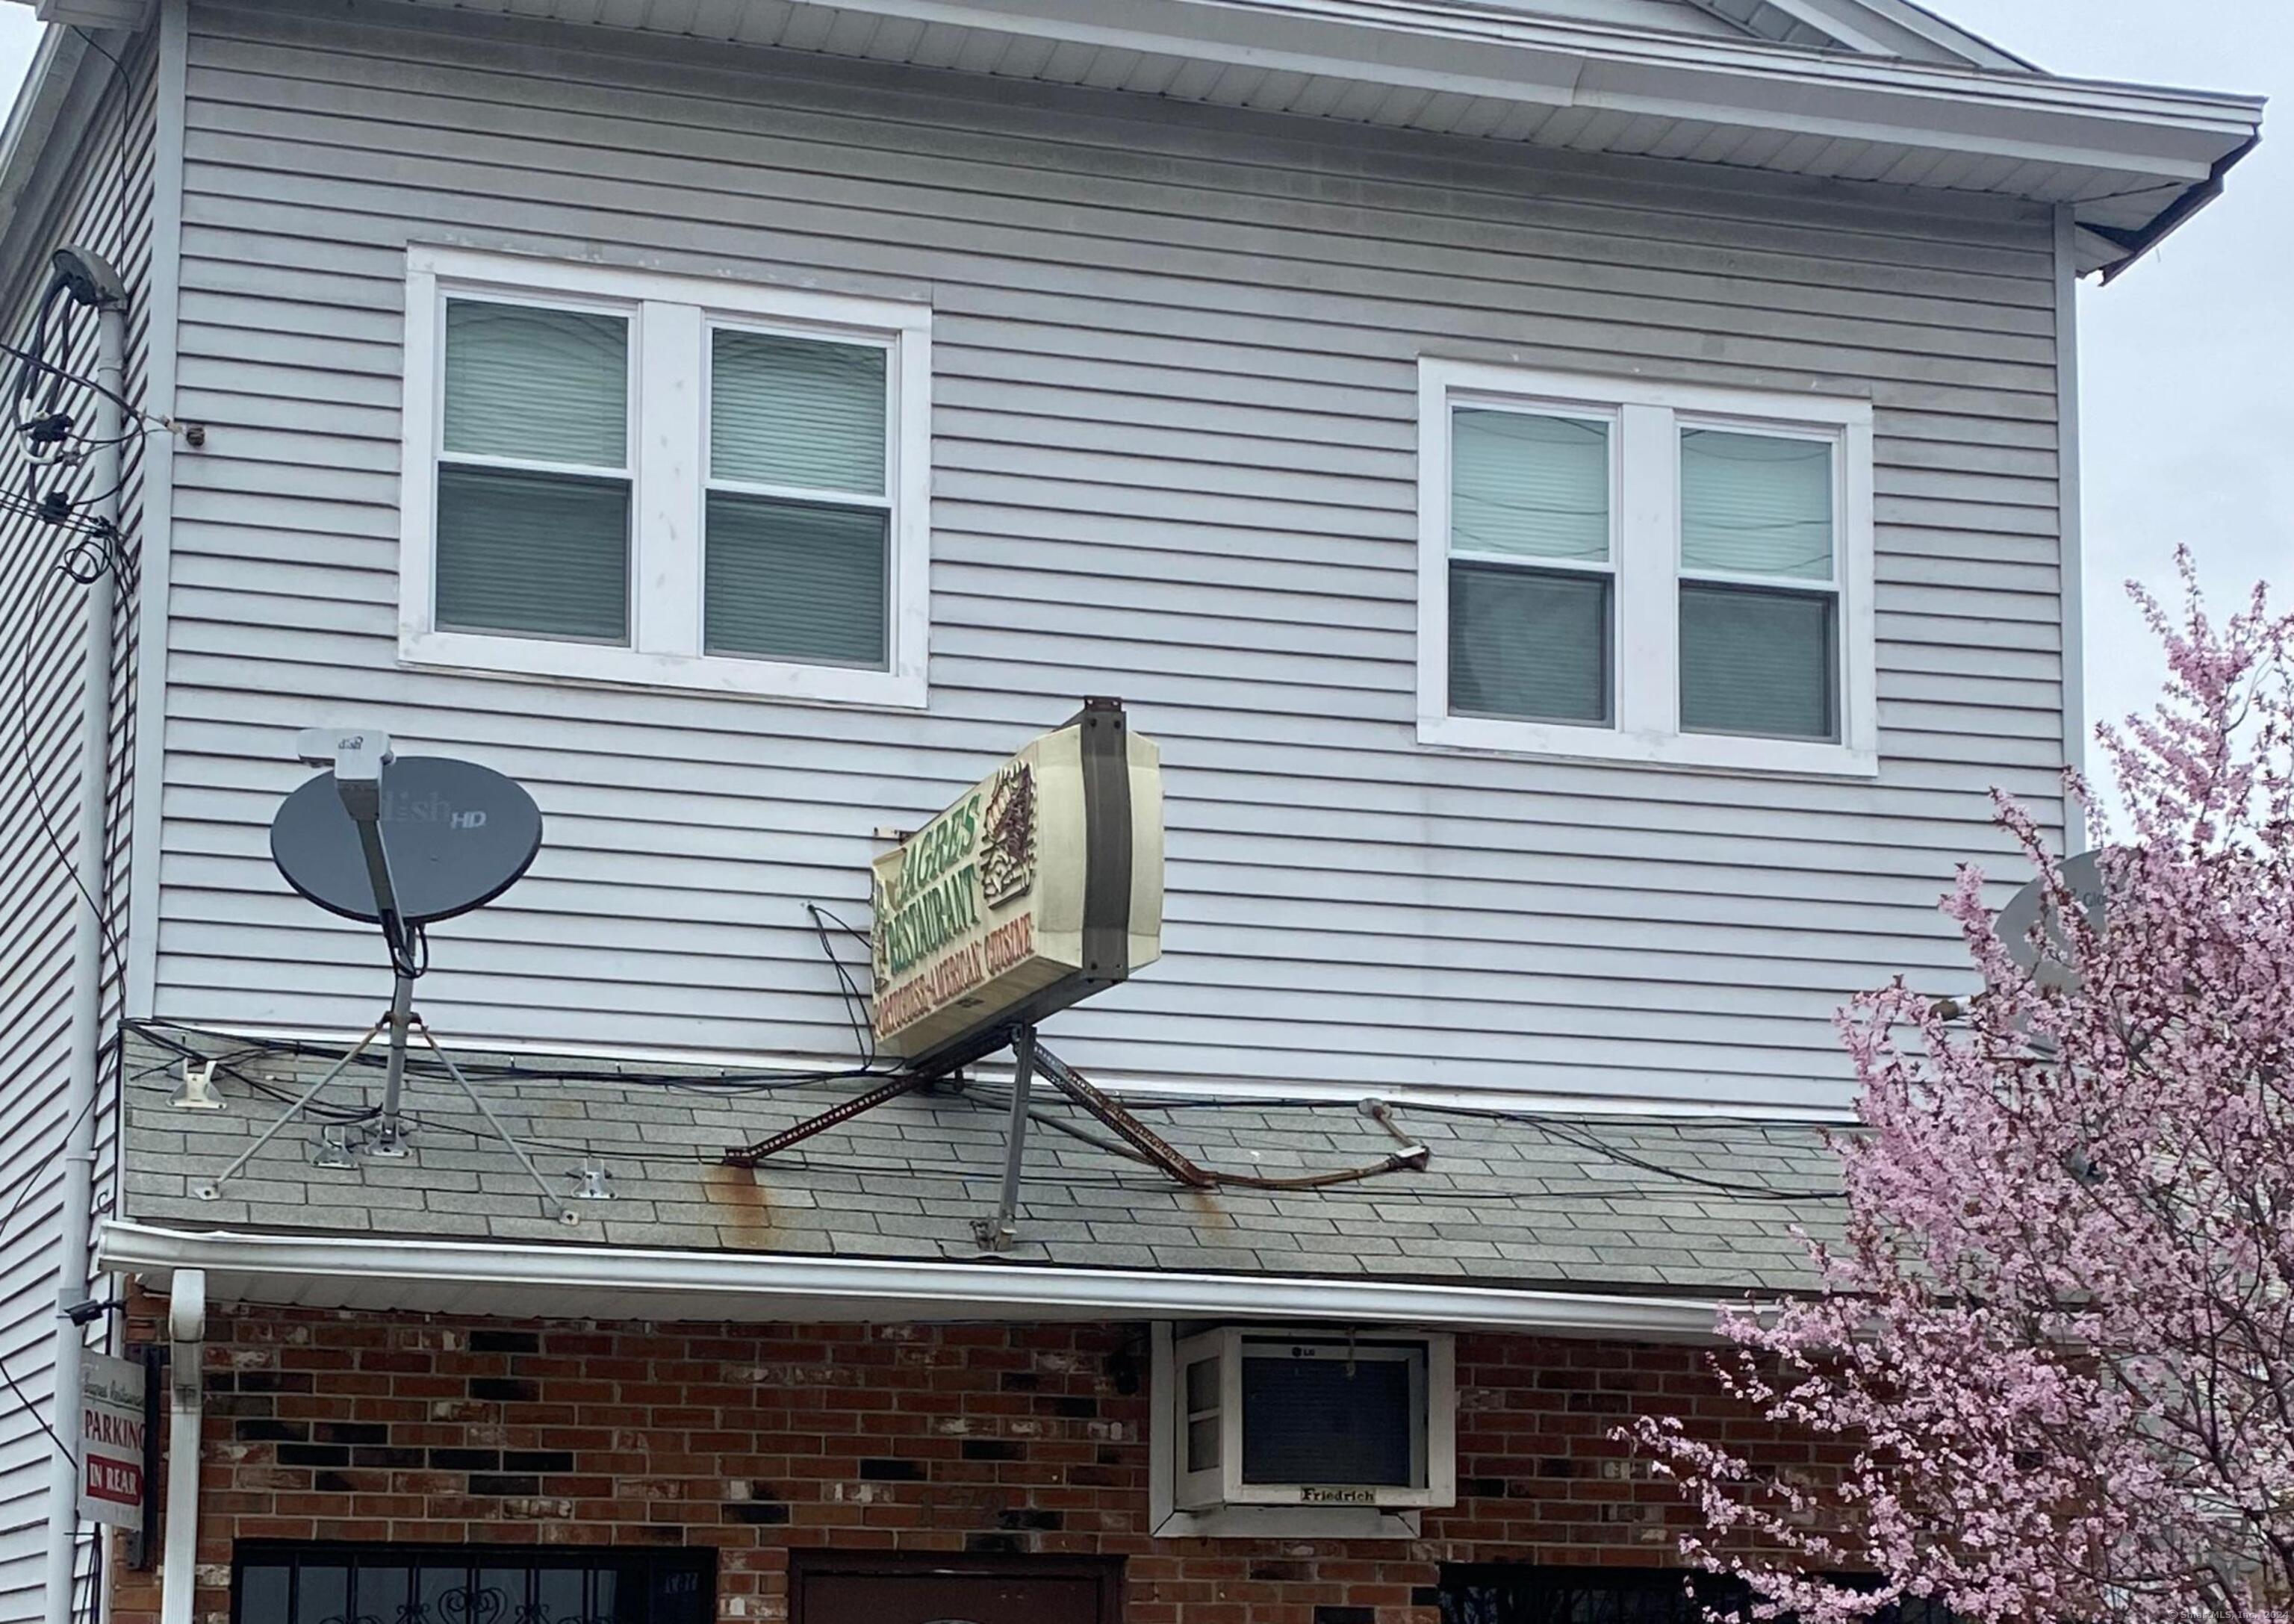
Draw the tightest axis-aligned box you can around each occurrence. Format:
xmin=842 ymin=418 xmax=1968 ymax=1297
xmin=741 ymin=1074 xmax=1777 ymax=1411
xmin=1629 ymin=556 xmax=2294 ymax=1624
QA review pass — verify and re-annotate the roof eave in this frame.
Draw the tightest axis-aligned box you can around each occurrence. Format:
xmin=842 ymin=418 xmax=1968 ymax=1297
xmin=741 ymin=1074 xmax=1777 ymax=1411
xmin=759 ymin=0 xmax=2260 ymax=245
xmin=98 ymin=1219 xmax=1739 ymax=1340
xmin=2089 ymin=131 xmax=2260 ymax=284
xmin=0 ymin=25 xmax=79 ymax=254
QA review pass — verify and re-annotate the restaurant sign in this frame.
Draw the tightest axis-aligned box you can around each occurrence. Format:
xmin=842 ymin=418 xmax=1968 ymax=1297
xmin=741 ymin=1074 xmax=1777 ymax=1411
xmin=871 ymin=699 xmax=1163 ymax=1063
xmin=78 ymin=1351 xmax=146 ymax=1531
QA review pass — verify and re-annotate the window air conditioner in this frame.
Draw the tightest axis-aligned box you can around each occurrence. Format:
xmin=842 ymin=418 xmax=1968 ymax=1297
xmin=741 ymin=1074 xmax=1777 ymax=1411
xmin=1171 ymin=1327 xmax=1457 ymax=1511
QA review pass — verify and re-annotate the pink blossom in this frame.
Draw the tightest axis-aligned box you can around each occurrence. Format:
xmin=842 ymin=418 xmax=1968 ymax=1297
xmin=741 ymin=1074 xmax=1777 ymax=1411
xmin=1626 ymin=553 xmax=2294 ymax=1624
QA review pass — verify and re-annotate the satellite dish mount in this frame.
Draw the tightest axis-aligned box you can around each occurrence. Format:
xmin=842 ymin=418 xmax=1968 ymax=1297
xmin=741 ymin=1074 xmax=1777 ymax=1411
xmin=193 ymin=728 xmax=576 ymax=1223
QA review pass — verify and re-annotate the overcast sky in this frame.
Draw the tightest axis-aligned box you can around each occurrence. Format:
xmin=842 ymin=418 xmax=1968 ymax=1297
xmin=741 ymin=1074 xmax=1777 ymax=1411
xmin=0 ymin=3 xmax=2284 ymax=783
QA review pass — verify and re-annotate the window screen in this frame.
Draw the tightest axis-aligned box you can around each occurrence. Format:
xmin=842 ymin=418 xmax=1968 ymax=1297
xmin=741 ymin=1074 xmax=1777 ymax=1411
xmin=706 ymin=329 xmax=892 ymax=667
xmin=1446 ymin=410 xmax=1612 ymax=725
xmin=1677 ymin=429 xmax=1839 ymax=741
xmin=233 ymin=1545 xmax=713 ymax=1624
xmin=435 ymin=300 xmax=632 ymax=643
xmin=1240 ymin=1349 xmax=1414 ymax=1486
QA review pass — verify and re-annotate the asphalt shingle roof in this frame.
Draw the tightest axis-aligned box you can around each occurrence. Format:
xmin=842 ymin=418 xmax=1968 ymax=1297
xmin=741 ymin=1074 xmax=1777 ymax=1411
xmin=119 ymin=1024 xmax=1841 ymax=1295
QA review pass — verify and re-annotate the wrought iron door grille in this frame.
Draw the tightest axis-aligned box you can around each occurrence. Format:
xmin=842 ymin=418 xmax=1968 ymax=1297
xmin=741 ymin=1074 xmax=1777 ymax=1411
xmin=1437 ymin=1565 xmax=1951 ymax=1624
xmin=231 ymin=1544 xmax=715 ymax=1624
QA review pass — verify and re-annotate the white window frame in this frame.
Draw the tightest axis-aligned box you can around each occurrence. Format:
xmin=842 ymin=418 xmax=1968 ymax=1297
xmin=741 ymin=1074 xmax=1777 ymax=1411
xmin=1418 ymin=358 xmax=1877 ymax=777
xmin=399 ymin=245 xmax=933 ymax=709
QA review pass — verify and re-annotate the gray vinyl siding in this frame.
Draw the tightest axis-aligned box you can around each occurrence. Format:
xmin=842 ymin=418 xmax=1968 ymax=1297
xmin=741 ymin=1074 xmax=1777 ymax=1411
xmin=156 ymin=0 xmax=2065 ymax=1115
xmin=0 ymin=30 xmax=154 ymax=1620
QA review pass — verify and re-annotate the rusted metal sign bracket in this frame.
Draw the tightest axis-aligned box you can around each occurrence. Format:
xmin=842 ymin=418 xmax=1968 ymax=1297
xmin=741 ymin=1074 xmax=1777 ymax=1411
xmin=721 ymin=1072 xmax=934 ymax=1169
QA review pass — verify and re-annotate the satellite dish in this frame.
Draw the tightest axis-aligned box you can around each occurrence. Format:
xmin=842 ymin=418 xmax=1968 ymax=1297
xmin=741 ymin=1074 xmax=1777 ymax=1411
xmin=270 ymin=755 xmax=543 ymax=926
xmin=1994 ymin=847 xmax=2112 ymax=991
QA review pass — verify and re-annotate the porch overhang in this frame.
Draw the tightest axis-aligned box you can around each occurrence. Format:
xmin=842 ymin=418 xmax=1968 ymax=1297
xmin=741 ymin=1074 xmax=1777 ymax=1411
xmin=99 ymin=1219 xmax=1733 ymax=1340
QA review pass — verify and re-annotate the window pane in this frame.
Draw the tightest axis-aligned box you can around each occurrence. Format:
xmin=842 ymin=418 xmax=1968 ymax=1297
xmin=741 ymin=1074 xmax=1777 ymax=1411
xmin=1187 ymin=1416 xmax=1222 ymax=1472
xmin=1449 ymin=561 xmax=1610 ymax=725
xmin=1451 ymin=410 xmax=1609 ymax=562
xmin=1679 ymin=429 xmax=1833 ymax=579
xmin=1680 ymin=582 xmax=1836 ymax=741
xmin=712 ymin=329 xmax=887 ymax=495
xmin=1184 ymin=1355 xmax=1220 ymax=1415
xmin=444 ymin=301 xmax=628 ymax=468
xmin=705 ymin=493 xmax=888 ymax=667
xmin=237 ymin=1565 xmax=291 ymax=1624
xmin=437 ymin=464 xmax=630 ymax=642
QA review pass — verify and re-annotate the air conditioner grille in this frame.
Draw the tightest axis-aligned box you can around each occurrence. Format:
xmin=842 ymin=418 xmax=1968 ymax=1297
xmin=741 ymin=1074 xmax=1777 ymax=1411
xmin=1240 ymin=1354 xmax=1413 ymax=1486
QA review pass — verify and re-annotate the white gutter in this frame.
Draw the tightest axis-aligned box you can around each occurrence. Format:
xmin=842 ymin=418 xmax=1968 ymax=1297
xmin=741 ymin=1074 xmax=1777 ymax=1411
xmin=2053 ymin=202 xmax=2086 ymax=818
xmin=98 ymin=1221 xmax=1735 ymax=1341
xmin=159 ymin=1269 xmax=204 ymax=1624
xmin=780 ymin=0 xmax=2261 ymax=170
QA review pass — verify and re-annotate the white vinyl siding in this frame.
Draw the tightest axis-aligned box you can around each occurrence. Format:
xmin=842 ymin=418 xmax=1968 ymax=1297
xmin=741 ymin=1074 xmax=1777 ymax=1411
xmin=397 ymin=248 xmax=930 ymax=707
xmin=154 ymin=1 xmax=2067 ymax=1115
xmin=0 ymin=30 xmax=155 ymax=1619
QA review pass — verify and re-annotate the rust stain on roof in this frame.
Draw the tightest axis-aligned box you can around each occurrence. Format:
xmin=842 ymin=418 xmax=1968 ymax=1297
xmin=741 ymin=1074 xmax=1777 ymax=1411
xmin=702 ymin=1162 xmax=777 ymax=1250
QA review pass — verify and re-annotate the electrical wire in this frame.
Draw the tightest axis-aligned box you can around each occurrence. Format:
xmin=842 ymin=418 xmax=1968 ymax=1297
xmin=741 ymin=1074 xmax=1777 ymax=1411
xmin=806 ymin=902 xmax=876 ymax=1068
xmin=69 ymin=23 xmax=137 ymax=345
xmin=123 ymin=1036 xmax=1838 ymax=1208
xmin=0 ymin=1094 xmax=98 ymax=1471
xmin=0 ymin=339 xmax=161 ymax=437
xmin=12 ymin=544 xmax=125 ymax=975
xmin=128 ymin=1018 xmax=892 ymax=1095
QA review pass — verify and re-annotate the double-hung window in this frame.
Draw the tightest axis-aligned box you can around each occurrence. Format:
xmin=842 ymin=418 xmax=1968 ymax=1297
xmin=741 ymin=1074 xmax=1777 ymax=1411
xmin=400 ymin=246 xmax=931 ymax=707
xmin=1419 ymin=360 xmax=1875 ymax=776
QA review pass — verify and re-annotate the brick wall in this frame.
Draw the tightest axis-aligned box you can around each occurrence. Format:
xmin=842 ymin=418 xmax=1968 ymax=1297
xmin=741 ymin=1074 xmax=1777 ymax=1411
xmin=108 ymin=1308 xmax=1833 ymax=1624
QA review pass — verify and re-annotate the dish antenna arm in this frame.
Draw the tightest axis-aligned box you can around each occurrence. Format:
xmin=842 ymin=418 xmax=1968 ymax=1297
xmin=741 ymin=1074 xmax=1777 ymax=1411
xmin=296 ymin=727 xmax=416 ymax=974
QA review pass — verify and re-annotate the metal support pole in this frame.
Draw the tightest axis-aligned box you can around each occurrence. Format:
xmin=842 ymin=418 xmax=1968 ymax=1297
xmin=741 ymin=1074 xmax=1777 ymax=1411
xmin=190 ymin=1015 xmax=390 ymax=1200
xmin=413 ymin=1018 xmax=579 ymax=1225
xmin=974 ymin=1026 xmax=1037 ymax=1251
xmin=368 ymin=971 xmax=415 ymax=1157
xmin=44 ymin=265 xmax=127 ymax=1624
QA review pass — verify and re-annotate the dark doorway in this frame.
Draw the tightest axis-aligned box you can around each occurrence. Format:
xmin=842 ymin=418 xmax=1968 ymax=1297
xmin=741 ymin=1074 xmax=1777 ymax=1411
xmin=791 ymin=1553 xmax=1122 ymax=1624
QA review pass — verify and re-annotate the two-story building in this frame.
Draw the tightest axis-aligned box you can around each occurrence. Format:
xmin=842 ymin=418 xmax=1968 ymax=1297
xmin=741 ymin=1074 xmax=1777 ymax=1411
xmin=0 ymin=1 xmax=2263 ymax=1622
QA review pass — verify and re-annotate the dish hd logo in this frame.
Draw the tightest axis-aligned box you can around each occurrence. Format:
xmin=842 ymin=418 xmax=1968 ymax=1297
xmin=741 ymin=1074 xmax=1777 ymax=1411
xmin=379 ymin=788 xmax=489 ymax=831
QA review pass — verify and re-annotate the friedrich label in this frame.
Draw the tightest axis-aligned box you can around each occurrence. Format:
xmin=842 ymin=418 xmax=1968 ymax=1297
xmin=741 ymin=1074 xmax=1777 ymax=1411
xmin=1299 ymin=1487 xmax=1376 ymax=1505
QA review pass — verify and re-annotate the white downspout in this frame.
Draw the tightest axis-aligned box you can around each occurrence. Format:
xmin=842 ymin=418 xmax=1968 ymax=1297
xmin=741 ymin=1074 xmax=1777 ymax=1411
xmin=41 ymin=252 xmax=128 ymax=1624
xmin=159 ymin=1270 xmax=205 ymax=1624
xmin=2054 ymin=202 xmax=2087 ymax=841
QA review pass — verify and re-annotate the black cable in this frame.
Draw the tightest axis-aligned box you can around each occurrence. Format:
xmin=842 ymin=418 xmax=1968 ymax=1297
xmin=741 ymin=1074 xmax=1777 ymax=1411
xmin=0 ymin=339 xmax=154 ymax=432
xmin=806 ymin=902 xmax=875 ymax=1066
xmin=122 ymin=1024 xmax=1838 ymax=1201
xmin=69 ymin=25 xmax=136 ymax=318
xmin=12 ymin=547 xmax=123 ymax=974
xmin=6 ymin=283 xmax=70 ymax=444
xmin=0 ymin=1095 xmax=98 ymax=1470
xmin=129 ymin=1018 xmax=893 ymax=1094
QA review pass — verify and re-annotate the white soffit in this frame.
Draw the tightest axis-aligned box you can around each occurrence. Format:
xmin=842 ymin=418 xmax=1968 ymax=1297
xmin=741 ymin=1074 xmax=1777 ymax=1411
xmin=387 ymin=0 xmax=2261 ymax=270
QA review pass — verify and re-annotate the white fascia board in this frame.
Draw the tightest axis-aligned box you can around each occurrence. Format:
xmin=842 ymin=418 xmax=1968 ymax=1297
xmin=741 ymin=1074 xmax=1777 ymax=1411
xmin=98 ymin=1220 xmax=1735 ymax=1341
xmin=1747 ymin=0 xmax=2031 ymax=72
xmin=792 ymin=0 xmax=2260 ymax=180
xmin=0 ymin=27 xmax=76 ymax=244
